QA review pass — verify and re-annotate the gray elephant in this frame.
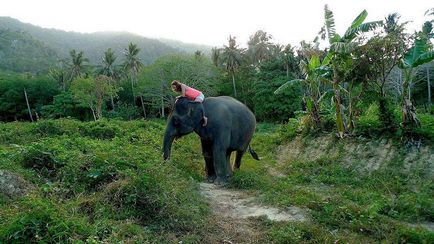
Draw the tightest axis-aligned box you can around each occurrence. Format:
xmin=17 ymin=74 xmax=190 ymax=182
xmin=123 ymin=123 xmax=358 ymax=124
xmin=163 ymin=96 xmax=259 ymax=183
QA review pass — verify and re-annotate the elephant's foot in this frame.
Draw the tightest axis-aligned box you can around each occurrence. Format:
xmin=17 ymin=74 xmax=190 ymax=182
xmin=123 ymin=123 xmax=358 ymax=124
xmin=215 ymin=176 xmax=229 ymax=185
xmin=206 ymin=175 xmax=217 ymax=183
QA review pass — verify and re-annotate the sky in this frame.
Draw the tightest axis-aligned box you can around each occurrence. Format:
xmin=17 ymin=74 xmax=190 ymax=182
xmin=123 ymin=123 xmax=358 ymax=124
xmin=1 ymin=0 xmax=433 ymax=47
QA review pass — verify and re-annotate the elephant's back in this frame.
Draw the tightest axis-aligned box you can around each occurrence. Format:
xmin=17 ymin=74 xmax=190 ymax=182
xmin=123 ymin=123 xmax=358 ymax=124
xmin=205 ymin=96 xmax=256 ymax=148
xmin=205 ymin=96 xmax=255 ymax=122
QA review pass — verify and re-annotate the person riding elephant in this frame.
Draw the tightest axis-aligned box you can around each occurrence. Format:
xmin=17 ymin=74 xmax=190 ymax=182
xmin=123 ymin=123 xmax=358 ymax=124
xmin=163 ymin=96 xmax=259 ymax=183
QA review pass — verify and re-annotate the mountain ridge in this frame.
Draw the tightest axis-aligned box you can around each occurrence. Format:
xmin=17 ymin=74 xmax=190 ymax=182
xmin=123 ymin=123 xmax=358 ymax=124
xmin=0 ymin=16 xmax=211 ymax=73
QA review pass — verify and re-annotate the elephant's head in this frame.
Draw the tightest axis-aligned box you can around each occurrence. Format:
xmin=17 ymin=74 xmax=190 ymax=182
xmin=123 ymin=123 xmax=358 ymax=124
xmin=163 ymin=97 xmax=203 ymax=160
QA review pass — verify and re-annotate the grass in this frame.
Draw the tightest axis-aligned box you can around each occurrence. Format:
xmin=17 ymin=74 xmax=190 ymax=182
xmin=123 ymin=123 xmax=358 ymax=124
xmin=0 ymin=119 xmax=208 ymax=243
xmin=0 ymin=118 xmax=433 ymax=243
xmin=230 ymin=121 xmax=434 ymax=243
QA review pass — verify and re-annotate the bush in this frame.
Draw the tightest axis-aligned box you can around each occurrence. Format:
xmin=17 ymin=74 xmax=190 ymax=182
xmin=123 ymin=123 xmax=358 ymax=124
xmin=79 ymin=120 xmax=121 ymax=139
xmin=355 ymin=103 xmax=383 ymax=136
xmin=21 ymin=142 xmax=64 ymax=176
xmin=105 ymin=102 xmax=142 ymax=120
xmin=32 ymin=120 xmax=66 ymax=136
xmin=279 ymin=118 xmax=299 ymax=141
xmin=0 ymin=199 xmax=91 ymax=243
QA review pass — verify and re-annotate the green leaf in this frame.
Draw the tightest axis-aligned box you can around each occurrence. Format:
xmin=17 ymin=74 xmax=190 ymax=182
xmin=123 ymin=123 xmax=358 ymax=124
xmin=404 ymin=39 xmax=429 ymax=67
xmin=309 ymin=55 xmax=320 ymax=70
xmin=330 ymin=42 xmax=356 ymax=53
xmin=350 ymin=10 xmax=368 ymax=29
xmin=274 ymin=79 xmax=303 ymax=94
xmin=413 ymin=51 xmax=434 ymax=67
xmin=343 ymin=21 xmax=382 ymax=41
xmin=324 ymin=5 xmax=336 ymax=44
xmin=322 ymin=53 xmax=333 ymax=66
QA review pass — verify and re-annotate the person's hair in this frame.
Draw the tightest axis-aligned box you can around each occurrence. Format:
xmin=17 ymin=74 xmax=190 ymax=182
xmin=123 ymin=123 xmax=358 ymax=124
xmin=171 ymin=80 xmax=182 ymax=92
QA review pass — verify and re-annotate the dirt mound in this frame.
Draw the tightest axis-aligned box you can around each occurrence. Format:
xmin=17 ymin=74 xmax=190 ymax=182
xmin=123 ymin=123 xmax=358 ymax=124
xmin=0 ymin=170 xmax=34 ymax=199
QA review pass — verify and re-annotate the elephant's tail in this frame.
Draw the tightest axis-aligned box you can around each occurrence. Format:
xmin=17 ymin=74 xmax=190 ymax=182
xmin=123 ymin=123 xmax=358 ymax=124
xmin=248 ymin=145 xmax=260 ymax=161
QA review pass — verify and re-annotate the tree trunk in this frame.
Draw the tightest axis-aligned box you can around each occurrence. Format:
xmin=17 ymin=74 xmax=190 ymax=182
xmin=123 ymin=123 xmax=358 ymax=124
xmin=140 ymin=95 xmax=146 ymax=119
xmin=108 ymin=78 xmax=115 ymax=110
xmin=231 ymin=72 xmax=237 ymax=97
xmin=161 ymin=95 xmax=165 ymax=118
xmin=90 ymin=106 xmax=97 ymax=122
xmin=427 ymin=66 xmax=431 ymax=106
xmin=332 ymin=64 xmax=345 ymax=138
xmin=286 ymin=64 xmax=289 ymax=78
xmin=24 ymin=88 xmax=34 ymax=122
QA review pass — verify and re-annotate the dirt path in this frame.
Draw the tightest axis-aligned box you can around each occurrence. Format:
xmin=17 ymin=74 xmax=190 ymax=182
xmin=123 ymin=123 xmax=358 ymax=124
xmin=199 ymin=183 xmax=309 ymax=243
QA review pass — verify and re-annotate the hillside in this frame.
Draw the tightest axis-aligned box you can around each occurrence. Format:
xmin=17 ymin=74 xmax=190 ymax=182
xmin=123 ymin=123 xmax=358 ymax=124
xmin=0 ymin=16 xmax=211 ymax=72
xmin=0 ymin=29 xmax=59 ymax=73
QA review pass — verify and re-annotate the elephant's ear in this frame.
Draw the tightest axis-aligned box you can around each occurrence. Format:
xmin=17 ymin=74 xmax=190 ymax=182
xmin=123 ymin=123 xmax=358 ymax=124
xmin=187 ymin=102 xmax=194 ymax=117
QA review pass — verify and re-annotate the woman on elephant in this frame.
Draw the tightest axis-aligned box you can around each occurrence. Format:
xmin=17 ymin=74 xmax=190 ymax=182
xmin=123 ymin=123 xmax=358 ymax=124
xmin=171 ymin=80 xmax=208 ymax=126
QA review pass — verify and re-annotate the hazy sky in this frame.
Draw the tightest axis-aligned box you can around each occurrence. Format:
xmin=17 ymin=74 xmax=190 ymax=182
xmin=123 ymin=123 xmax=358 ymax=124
xmin=1 ymin=0 xmax=432 ymax=47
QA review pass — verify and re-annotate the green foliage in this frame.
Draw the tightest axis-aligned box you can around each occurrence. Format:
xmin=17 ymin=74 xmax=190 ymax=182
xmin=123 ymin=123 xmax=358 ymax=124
xmin=79 ymin=120 xmax=121 ymax=139
xmin=0 ymin=199 xmax=91 ymax=243
xmin=0 ymin=72 xmax=59 ymax=121
xmin=279 ymin=118 xmax=299 ymax=141
xmin=0 ymin=16 xmax=208 ymax=70
xmin=252 ymin=77 xmax=302 ymax=122
xmin=415 ymin=113 xmax=434 ymax=142
xmin=21 ymin=141 xmax=65 ymax=177
xmin=0 ymin=119 xmax=209 ymax=242
xmin=0 ymin=28 xmax=58 ymax=73
xmin=105 ymin=102 xmax=142 ymax=120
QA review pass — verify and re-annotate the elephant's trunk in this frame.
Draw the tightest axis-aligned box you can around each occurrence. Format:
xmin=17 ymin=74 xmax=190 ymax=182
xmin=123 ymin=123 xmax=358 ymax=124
xmin=163 ymin=125 xmax=176 ymax=160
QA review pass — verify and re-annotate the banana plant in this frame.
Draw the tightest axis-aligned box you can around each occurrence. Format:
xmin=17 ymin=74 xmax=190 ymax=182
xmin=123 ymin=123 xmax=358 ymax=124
xmin=275 ymin=55 xmax=327 ymax=129
xmin=321 ymin=5 xmax=382 ymax=137
xmin=399 ymin=38 xmax=434 ymax=127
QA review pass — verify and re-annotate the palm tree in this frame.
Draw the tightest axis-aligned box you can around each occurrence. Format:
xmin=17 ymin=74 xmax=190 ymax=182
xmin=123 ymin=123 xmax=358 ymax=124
xmin=211 ymin=47 xmax=220 ymax=67
xmin=100 ymin=48 xmax=118 ymax=109
xmin=321 ymin=5 xmax=382 ymax=137
xmin=247 ymin=30 xmax=272 ymax=67
xmin=221 ymin=35 xmax=242 ymax=97
xmin=123 ymin=43 xmax=145 ymax=117
xmin=68 ymin=49 xmax=88 ymax=81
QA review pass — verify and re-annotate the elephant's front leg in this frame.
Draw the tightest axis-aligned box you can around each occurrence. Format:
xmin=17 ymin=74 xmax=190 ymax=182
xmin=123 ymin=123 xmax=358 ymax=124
xmin=213 ymin=145 xmax=232 ymax=184
xmin=201 ymin=140 xmax=215 ymax=183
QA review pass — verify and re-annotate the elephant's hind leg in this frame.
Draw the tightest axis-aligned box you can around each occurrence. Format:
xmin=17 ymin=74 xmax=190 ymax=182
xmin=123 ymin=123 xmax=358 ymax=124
xmin=234 ymin=150 xmax=246 ymax=169
xmin=201 ymin=140 xmax=215 ymax=182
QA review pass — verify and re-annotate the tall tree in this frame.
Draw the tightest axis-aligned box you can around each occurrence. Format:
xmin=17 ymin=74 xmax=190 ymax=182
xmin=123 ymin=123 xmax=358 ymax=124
xmin=211 ymin=47 xmax=220 ymax=67
xmin=247 ymin=30 xmax=272 ymax=67
xmin=321 ymin=5 xmax=382 ymax=137
xmin=68 ymin=50 xmax=88 ymax=81
xmin=100 ymin=48 xmax=119 ymax=109
xmin=123 ymin=43 xmax=145 ymax=117
xmin=221 ymin=35 xmax=242 ymax=97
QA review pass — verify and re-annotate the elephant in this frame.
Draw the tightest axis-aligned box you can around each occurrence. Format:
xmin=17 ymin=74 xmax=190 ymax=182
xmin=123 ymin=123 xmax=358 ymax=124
xmin=163 ymin=96 xmax=259 ymax=183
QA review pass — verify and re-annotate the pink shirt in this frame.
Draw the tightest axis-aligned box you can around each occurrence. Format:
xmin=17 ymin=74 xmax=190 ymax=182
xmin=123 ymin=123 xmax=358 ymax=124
xmin=183 ymin=85 xmax=202 ymax=100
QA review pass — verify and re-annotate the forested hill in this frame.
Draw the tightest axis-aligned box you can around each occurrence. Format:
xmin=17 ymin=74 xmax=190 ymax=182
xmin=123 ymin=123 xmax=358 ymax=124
xmin=0 ymin=16 xmax=210 ymax=73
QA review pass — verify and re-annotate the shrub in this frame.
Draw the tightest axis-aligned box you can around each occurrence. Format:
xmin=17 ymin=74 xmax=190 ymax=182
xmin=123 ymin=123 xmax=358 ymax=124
xmin=0 ymin=199 xmax=91 ymax=243
xmin=279 ymin=118 xmax=299 ymax=141
xmin=21 ymin=142 xmax=64 ymax=176
xmin=105 ymin=102 xmax=142 ymax=120
xmin=32 ymin=119 xmax=66 ymax=136
xmin=79 ymin=120 xmax=121 ymax=139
